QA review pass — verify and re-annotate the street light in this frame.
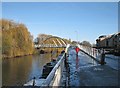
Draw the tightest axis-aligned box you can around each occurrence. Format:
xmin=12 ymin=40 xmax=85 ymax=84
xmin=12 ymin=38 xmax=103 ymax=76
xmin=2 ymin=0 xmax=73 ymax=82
xmin=75 ymin=30 xmax=79 ymax=45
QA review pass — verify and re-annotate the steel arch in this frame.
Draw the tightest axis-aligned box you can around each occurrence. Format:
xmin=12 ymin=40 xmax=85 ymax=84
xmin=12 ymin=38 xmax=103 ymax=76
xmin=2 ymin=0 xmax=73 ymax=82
xmin=40 ymin=36 xmax=68 ymax=45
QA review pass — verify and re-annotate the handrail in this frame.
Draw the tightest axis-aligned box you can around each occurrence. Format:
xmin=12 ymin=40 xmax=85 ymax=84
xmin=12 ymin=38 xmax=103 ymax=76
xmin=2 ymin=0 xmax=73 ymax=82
xmin=41 ymin=53 xmax=65 ymax=87
xmin=77 ymin=44 xmax=101 ymax=63
xmin=40 ymin=44 xmax=70 ymax=87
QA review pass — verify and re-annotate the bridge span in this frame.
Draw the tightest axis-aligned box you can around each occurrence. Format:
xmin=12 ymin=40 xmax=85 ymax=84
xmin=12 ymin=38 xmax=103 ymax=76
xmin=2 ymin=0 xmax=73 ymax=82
xmin=35 ymin=36 xmax=69 ymax=49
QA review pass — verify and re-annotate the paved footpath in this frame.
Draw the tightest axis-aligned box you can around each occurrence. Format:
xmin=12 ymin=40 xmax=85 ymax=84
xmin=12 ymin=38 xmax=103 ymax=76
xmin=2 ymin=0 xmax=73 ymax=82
xmin=68 ymin=48 xmax=119 ymax=87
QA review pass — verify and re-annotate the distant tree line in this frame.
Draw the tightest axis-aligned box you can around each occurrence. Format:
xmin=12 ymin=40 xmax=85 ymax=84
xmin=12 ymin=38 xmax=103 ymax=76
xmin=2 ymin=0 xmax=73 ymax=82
xmin=34 ymin=34 xmax=52 ymax=44
xmin=81 ymin=41 xmax=92 ymax=47
xmin=0 ymin=19 xmax=34 ymax=58
xmin=72 ymin=40 xmax=95 ymax=47
xmin=34 ymin=34 xmax=71 ymax=45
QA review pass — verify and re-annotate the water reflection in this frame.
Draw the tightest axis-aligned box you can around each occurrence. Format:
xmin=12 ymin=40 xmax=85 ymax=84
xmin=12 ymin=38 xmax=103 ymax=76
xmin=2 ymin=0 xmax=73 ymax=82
xmin=2 ymin=53 xmax=52 ymax=86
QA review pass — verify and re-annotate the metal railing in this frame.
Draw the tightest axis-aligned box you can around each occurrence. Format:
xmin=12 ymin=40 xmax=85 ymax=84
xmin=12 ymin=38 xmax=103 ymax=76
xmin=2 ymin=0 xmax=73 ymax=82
xmin=41 ymin=53 xmax=65 ymax=87
xmin=35 ymin=44 xmax=66 ymax=48
xmin=77 ymin=44 xmax=101 ymax=63
xmin=39 ymin=44 xmax=70 ymax=87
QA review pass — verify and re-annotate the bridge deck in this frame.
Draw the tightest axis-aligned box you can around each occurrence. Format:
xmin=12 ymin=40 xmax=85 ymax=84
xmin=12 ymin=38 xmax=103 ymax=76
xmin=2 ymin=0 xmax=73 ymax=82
xmin=67 ymin=48 xmax=119 ymax=86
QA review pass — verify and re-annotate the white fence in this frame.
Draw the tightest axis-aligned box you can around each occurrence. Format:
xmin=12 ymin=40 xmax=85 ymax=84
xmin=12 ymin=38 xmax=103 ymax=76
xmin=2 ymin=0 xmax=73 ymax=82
xmin=41 ymin=53 xmax=65 ymax=87
xmin=77 ymin=44 xmax=101 ymax=62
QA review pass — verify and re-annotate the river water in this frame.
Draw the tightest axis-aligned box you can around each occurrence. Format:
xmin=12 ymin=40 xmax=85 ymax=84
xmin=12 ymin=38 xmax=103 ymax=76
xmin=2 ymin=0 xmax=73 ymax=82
xmin=2 ymin=53 xmax=56 ymax=86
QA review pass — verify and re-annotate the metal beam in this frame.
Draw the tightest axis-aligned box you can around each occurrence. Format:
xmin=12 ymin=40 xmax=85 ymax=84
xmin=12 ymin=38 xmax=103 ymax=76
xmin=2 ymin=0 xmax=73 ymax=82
xmin=60 ymin=39 xmax=67 ymax=46
xmin=52 ymin=40 xmax=58 ymax=47
xmin=56 ymin=39 xmax=62 ymax=46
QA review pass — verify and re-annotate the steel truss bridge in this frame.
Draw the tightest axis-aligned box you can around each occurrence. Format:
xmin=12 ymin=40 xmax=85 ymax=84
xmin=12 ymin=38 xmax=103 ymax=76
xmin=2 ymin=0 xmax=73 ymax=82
xmin=35 ymin=36 xmax=69 ymax=48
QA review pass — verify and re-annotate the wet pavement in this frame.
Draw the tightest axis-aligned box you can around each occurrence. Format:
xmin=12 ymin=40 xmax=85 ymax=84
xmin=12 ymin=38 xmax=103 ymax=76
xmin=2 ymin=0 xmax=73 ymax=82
xmin=67 ymin=48 xmax=119 ymax=86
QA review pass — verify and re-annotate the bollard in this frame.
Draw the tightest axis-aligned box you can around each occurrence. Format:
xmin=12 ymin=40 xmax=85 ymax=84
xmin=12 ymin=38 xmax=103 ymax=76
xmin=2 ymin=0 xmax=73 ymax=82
xmin=33 ymin=77 xmax=36 ymax=86
xmin=100 ymin=49 xmax=106 ymax=65
xmin=100 ymin=53 xmax=105 ymax=65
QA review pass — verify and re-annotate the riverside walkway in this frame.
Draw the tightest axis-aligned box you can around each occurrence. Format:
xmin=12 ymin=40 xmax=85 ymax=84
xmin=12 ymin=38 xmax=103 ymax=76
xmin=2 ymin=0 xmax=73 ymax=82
xmin=68 ymin=47 xmax=119 ymax=87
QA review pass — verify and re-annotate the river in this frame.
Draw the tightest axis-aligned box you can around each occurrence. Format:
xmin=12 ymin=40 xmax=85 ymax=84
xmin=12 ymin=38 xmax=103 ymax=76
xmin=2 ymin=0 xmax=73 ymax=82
xmin=2 ymin=53 xmax=57 ymax=86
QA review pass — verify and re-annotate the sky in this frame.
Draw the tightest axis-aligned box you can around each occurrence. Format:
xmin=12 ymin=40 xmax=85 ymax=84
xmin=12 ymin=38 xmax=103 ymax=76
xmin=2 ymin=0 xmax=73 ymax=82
xmin=2 ymin=2 xmax=118 ymax=44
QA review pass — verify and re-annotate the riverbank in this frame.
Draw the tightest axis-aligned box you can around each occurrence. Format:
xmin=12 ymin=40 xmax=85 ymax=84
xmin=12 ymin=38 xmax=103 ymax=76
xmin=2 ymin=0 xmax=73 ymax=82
xmin=2 ymin=49 xmax=38 ymax=59
xmin=2 ymin=47 xmax=65 ymax=59
xmin=2 ymin=53 xmax=33 ymax=59
xmin=2 ymin=50 xmax=62 ymax=59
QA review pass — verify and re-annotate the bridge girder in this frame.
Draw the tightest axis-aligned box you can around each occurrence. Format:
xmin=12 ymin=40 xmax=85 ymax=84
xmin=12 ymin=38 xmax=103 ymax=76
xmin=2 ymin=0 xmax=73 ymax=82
xmin=35 ymin=36 xmax=69 ymax=48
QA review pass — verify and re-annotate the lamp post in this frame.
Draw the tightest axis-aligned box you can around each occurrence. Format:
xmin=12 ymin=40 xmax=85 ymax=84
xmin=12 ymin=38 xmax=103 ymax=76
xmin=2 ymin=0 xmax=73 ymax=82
xmin=75 ymin=30 xmax=79 ymax=45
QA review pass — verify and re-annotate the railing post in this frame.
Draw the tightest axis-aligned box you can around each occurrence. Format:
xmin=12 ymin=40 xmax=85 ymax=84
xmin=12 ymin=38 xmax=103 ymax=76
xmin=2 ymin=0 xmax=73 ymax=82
xmin=64 ymin=44 xmax=70 ymax=87
xmin=64 ymin=52 xmax=70 ymax=87
xmin=75 ymin=47 xmax=80 ymax=70
xmin=57 ymin=48 xmax=58 ymax=57
xmin=51 ymin=50 xmax=52 ymax=61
